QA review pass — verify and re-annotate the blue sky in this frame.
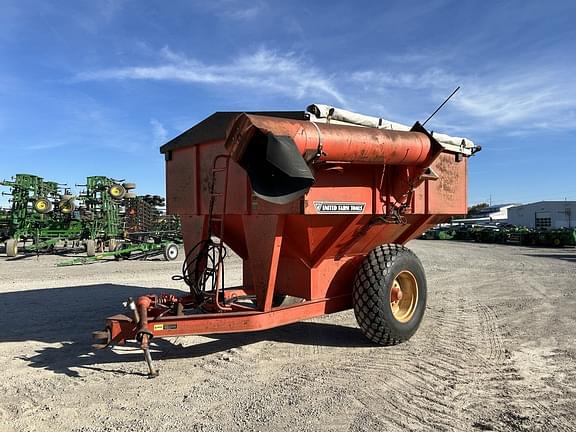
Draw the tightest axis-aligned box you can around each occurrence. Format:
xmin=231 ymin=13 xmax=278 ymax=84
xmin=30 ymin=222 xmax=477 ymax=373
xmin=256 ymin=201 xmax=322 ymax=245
xmin=1 ymin=0 xmax=575 ymax=207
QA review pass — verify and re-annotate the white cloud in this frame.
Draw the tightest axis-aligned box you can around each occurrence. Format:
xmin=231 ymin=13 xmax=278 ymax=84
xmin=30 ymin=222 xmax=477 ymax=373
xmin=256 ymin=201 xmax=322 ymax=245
xmin=150 ymin=118 xmax=168 ymax=146
xmin=25 ymin=141 xmax=67 ymax=151
xmin=201 ymin=0 xmax=265 ymax=21
xmin=351 ymin=68 xmax=458 ymax=90
xmin=351 ymin=66 xmax=576 ymax=133
xmin=74 ymin=47 xmax=576 ymax=135
xmin=75 ymin=48 xmax=347 ymax=105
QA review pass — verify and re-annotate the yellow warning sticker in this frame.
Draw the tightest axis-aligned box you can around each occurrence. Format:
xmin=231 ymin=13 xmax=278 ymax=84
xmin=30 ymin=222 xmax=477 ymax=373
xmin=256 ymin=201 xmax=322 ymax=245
xmin=153 ymin=324 xmax=164 ymax=331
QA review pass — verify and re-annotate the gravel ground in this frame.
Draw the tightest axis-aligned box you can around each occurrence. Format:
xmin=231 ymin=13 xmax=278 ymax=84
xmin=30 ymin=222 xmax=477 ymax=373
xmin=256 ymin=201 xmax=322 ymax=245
xmin=0 ymin=240 xmax=575 ymax=432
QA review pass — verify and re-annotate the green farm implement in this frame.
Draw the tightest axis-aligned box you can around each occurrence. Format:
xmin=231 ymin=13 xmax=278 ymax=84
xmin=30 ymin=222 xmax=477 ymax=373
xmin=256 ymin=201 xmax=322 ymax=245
xmin=76 ymin=176 xmax=136 ymax=255
xmin=57 ymin=193 xmax=182 ymax=265
xmin=1 ymin=174 xmax=136 ymax=257
xmin=2 ymin=173 xmax=182 ymax=261
xmin=1 ymin=174 xmax=80 ymax=256
xmin=57 ymin=239 xmax=179 ymax=266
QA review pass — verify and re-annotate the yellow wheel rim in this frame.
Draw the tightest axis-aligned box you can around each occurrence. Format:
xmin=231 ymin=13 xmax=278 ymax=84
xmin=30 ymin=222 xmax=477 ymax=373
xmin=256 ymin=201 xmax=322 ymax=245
xmin=390 ymin=270 xmax=419 ymax=323
xmin=35 ymin=200 xmax=47 ymax=211
xmin=110 ymin=186 xmax=123 ymax=197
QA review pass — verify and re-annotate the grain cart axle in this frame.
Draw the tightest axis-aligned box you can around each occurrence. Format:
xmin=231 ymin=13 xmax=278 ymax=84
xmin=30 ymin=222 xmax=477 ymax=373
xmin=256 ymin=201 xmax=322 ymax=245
xmin=93 ymin=105 xmax=479 ymax=376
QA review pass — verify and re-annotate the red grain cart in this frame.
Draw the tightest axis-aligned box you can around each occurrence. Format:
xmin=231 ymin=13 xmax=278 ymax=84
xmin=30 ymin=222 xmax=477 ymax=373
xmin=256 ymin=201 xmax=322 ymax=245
xmin=93 ymin=105 xmax=480 ymax=376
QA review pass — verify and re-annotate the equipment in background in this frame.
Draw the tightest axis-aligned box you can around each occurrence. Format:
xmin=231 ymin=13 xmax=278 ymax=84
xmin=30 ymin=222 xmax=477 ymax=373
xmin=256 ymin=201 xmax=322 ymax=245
xmin=1 ymin=174 xmax=80 ymax=256
xmin=1 ymin=175 xmax=181 ymax=261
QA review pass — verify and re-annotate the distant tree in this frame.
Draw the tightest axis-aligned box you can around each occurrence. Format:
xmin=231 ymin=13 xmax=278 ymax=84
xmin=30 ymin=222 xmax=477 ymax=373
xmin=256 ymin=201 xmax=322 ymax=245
xmin=467 ymin=203 xmax=489 ymax=217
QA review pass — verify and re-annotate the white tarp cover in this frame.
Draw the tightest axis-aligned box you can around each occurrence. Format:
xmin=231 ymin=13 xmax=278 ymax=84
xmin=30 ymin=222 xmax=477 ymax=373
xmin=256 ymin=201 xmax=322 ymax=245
xmin=307 ymin=103 xmax=475 ymax=151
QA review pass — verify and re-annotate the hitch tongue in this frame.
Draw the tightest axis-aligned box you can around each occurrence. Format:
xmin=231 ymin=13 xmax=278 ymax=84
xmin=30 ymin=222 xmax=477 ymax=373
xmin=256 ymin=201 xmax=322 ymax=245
xmin=132 ymin=296 xmax=158 ymax=377
xmin=139 ymin=333 xmax=158 ymax=378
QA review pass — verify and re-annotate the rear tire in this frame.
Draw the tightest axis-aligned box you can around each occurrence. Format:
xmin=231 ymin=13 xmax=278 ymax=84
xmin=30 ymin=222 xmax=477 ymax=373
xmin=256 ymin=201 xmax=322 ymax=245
xmin=353 ymin=244 xmax=427 ymax=345
xmin=108 ymin=184 xmax=126 ymax=200
xmin=163 ymin=243 xmax=178 ymax=261
xmin=59 ymin=199 xmax=76 ymax=214
xmin=85 ymin=239 xmax=96 ymax=257
xmin=34 ymin=198 xmax=53 ymax=214
xmin=6 ymin=238 xmax=18 ymax=257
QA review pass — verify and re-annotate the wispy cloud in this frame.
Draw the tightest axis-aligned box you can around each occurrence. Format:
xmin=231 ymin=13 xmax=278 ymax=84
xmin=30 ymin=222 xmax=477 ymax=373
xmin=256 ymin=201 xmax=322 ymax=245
xmin=75 ymin=47 xmax=346 ymax=105
xmin=350 ymin=66 xmax=576 ymax=133
xmin=25 ymin=141 xmax=67 ymax=151
xmin=199 ymin=0 xmax=266 ymax=21
xmin=73 ymin=46 xmax=576 ymax=135
xmin=150 ymin=118 xmax=168 ymax=146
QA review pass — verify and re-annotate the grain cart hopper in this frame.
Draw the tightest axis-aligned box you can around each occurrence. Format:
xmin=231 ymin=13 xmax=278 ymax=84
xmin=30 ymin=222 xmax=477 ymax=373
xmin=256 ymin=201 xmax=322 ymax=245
xmin=93 ymin=104 xmax=480 ymax=376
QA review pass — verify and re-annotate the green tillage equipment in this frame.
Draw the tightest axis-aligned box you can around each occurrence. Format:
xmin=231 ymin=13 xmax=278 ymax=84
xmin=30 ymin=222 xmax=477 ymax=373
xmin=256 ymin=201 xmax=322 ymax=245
xmin=79 ymin=176 xmax=124 ymax=242
xmin=434 ymin=224 xmax=576 ymax=247
xmin=57 ymin=239 xmax=180 ymax=266
xmin=527 ymin=228 xmax=576 ymax=247
xmin=506 ymin=227 xmax=533 ymax=245
xmin=0 ymin=209 xmax=10 ymax=241
xmin=58 ymin=193 xmax=182 ymax=265
xmin=76 ymin=176 xmax=138 ymax=254
xmin=1 ymin=174 xmax=80 ymax=256
xmin=421 ymin=228 xmax=455 ymax=240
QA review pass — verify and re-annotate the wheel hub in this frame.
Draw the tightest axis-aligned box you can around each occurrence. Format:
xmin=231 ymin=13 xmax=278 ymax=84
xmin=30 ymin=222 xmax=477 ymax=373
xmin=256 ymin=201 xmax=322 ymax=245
xmin=390 ymin=270 xmax=418 ymax=323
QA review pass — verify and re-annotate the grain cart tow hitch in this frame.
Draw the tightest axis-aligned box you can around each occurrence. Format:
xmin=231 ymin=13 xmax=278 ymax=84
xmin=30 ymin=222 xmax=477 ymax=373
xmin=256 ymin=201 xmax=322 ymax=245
xmin=92 ymin=104 xmax=480 ymax=377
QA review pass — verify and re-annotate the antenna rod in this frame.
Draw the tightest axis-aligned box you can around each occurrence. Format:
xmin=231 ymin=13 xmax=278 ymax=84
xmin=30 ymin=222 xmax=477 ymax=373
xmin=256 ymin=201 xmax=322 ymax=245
xmin=422 ymin=86 xmax=460 ymax=126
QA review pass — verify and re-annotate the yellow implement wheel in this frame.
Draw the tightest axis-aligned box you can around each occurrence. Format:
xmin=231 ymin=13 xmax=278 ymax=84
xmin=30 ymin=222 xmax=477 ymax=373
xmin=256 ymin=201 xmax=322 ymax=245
xmin=108 ymin=184 xmax=126 ymax=199
xmin=390 ymin=271 xmax=419 ymax=323
xmin=34 ymin=198 xmax=53 ymax=214
xmin=59 ymin=199 xmax=76 ymax=214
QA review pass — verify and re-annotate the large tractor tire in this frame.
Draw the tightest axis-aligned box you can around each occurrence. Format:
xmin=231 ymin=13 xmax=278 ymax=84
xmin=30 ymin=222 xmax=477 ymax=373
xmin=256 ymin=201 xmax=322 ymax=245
xmin=108 ymin=184 xmax=126 ymax=200
xmin=34 ymin=198 xmax=53 ymax=214
xmin=163 ymin=243 xmax=179 ymax=261
xmin=5 ymin=239 xmax=18 ymax=257
xmin=85 ymin=239 xmax=96 ymax=257
xmin=352 ymin=244 xmax=427 ymax=345
xmin=59 ymin=198 xmax=76 ymax=214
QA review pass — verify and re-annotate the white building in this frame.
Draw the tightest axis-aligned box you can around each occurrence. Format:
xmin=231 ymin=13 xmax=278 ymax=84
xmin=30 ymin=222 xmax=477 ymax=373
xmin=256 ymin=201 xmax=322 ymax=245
xmin=507 ymin=201 xmax=576 ymax=229
xmin=469 ymin=204 xmax=519 ymax=221
xmin=452 ymin=203 xmax=519 ymax=224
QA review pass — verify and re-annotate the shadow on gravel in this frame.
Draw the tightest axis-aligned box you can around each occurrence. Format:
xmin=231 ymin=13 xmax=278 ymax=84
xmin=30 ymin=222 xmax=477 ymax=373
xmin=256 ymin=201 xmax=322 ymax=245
xmin=523 ymin=252 xmax=576 ymax=262
xmin=0 ymin=284 xmax=369 ymax=377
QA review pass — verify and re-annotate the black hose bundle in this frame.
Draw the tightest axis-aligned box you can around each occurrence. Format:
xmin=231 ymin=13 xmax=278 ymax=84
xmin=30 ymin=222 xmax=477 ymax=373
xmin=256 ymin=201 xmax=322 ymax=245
xmin=172 ymin=238 xmax=227 ymax=303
